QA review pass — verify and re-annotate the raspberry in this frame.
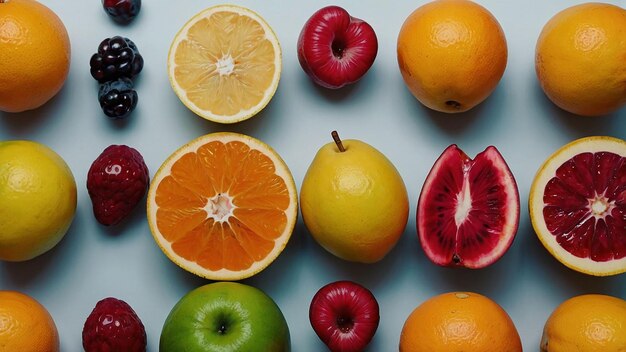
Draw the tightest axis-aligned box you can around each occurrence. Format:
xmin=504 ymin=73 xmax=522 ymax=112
xmin=90 ymin=36 xmax=144 ymax=83
xmin=82 ymin=297 xmax=147 ymax=352
xmin=98 ymin=78 xmax=138 ymax=119
xmin=102 ymin=0 xmax=141 ymax=23
xmin=87 ymin=145 xmax=149 ymax=226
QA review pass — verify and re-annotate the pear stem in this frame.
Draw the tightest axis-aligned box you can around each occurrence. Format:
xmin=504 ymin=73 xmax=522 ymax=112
xmin=331 ymin=130 xmax=345 ymax=152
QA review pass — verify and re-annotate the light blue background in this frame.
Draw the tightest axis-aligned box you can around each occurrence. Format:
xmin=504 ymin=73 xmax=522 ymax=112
xmin=1 ymin=0 xmax=625 ymax=350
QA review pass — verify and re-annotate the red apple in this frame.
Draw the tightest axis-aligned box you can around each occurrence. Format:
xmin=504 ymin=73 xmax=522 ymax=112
xmin=309 ymin=280 xmax=380 ymax=352
xmin=297 ymin=6 xmax=378 ymax=89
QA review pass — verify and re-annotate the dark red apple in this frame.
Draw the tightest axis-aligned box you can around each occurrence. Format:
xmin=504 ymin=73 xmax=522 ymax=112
xmin=309 ymin=280 xmax=379 ymax=352
xmin=297 ymin=6 xmax=378 ymax=89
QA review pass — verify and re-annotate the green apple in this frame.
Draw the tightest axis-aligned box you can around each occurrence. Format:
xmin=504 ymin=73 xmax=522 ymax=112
xmin=160 ymin=282 xmax=290 ymax=351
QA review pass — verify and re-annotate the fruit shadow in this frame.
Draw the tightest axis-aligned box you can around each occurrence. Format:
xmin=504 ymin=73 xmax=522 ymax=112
xmin=296 ymin=66 xmax=375 ymax=103
xmin=178 ymin=83 xmax=284 ymax=138
xmin=0 ymin=207 xmax=84 ymax=287
xmin=0 ymin=82 xmax=70 ymax=137
xmin=532 ymin=80 xmax=626 ymax=139
xmin=520 ymin=219 xmax=626 ymax=297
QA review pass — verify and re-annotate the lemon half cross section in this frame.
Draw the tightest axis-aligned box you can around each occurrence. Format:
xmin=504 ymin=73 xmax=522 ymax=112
xmin=168 ymin=5 xmax=282 ymax=123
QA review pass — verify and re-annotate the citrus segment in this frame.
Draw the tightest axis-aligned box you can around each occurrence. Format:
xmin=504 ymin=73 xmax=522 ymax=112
xmin=530 ymin=136 xmax=626 ymax=276
xmin=148 ymin=133 xmax=297 ymax=280
xmin=168 ymin=5 xmax=281 ymax=123
xmin=417 ymin=145 xmax=520 ymax=268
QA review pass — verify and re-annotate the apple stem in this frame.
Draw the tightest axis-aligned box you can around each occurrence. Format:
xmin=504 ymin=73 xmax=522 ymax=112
xmin=331 ymin=131 xmax=345 ymax=152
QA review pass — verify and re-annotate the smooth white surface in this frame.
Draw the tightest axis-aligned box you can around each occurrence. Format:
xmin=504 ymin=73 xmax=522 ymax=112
xmin=1 ymin=0 xmax=625 ymax=351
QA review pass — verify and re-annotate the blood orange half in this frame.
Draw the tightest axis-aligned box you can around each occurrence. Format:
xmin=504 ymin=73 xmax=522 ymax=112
xmin=147 ymin=132 xmax=298 ymax=280
xmin=417 ymin=145 xmax=520 ymax=268
xmin=529 ymin=136 xmax=626 ymax=276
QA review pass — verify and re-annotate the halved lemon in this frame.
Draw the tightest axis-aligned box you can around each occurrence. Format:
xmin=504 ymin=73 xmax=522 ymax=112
xmin=147 ymin=132 xmax=298 ymax=280
xmin=168 ymin=5 xmax=282 ymax=123
xmin=529 ymin=136 xmax=626 ymax=276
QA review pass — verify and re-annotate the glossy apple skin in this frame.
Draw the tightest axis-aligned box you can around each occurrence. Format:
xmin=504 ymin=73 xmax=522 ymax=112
xmin=298 ymin=6 xmax=378 ymax=89
xmin=309 ymin=281 xmax=380 ymax=352
xmin=160 ymin=282 xmax=290 ymax=352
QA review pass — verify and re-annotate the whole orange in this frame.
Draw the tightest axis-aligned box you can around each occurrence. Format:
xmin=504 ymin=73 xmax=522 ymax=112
xmin=0 ymin=290 xmax=60 ymax=352
xmin=397 ymin=0 xmax=507 ymax=113
xmin=399 ymin=292 xmax=522 ymax=352
xmin=541 ymin=294 xmax=626 ymax=351
xmin=0 ymin=0 xmax=71 ymax=113
xmin=535 ymin=3 xmax=626 ymax=116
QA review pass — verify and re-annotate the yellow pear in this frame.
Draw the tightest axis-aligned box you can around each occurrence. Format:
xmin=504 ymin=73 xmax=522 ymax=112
xmin=300 ymin=132 xmax=409 ymax=263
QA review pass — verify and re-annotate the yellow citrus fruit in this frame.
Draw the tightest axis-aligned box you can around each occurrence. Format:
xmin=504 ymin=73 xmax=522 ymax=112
xmin=0 ymin=0 xmax=71 ymax=113
xmin=168 ymin=4 xmax=281 ymax=124
xmin=0 ymin=290 xmax=60 ymax=352
xmin=535 ymin=3 xmax=626 ymax=116
xmin=300 ymin=135 xmax=409 ymax=263
xmin=397 ymin=0 xmax=507 ymax=113
xmin=400 ymin=292 xmax=522 ymax=352
xmin=529 ymin=136 xmax=626 ymax=276
xmin=541 ymin=294 xmax=626 ymax=351
xmin=0 ymin=141 xmax=77 ymax=261
xmin=147 ymin=132 xmax=297 ymax=280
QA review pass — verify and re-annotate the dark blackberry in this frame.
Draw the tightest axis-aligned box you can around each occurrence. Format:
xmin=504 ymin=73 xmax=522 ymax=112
xmin=98 ymin=78 xmax=138 ymax=120
xmin=102 ymin=0 xmax=141 ymax=23
xmin=90 ymin=36 xmax=144 ymax=83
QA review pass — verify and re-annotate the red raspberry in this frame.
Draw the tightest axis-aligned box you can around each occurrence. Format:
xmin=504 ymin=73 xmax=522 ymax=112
xmin=82 ymin=297 xmax=147 ymax=352
xmin=87 ymin=145 xmax=149 ymax=226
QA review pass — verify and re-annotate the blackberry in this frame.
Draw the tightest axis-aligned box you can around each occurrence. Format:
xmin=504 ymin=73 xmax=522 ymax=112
xmin=98 ymin=78 xmax=138 ymax=119
xmin=102 ymin=0 xmax=141 ymax=23
xmin=90 ymin=36 xmax=144 ymax=83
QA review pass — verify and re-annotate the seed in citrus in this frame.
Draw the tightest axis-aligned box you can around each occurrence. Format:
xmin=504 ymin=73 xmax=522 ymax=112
xmin=529 ymin=136 xmax=626 ymax=276
xmin=0 ymin=0 xmax=71 ymax=113
xmin=0 ymin=140 xmax=77 ymax=261
xmin=541 ymin=294 xmax=626 ymax=351
xmin=147 ymin=132 xmax=298 ymax=281
xmin=0 ymin=290 xmax=60 ymax=352
xmin=397 ymin=0 xmax=507 ymax=113
xmin=168 ymin=5 xmax=281 ymax=123
xmin=535 ymin=3 xmax=626 ymax=116
xmin=399 ymin=292 xmax=522 ymax=352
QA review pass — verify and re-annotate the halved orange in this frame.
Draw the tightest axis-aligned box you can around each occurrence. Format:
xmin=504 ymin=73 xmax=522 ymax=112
xmin=147 ymin=132 xmax=297 ymax=280
xmin=529 ymin=136 xmax=626 ymax=276
xmin=168 ymin=5 xmax=282 ymax=123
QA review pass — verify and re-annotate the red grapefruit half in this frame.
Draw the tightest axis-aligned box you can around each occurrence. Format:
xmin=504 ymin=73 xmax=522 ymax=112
xmin=417 ymin=145 xmax=520 ymax=268
xmin=529 ymin=136 xmax=626 ymax=276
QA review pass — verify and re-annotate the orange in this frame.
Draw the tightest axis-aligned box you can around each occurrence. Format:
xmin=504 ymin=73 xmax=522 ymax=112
xmin=147 ymin=132 xmax=297 ymax=281
xmin=168 ymin=5 xmax=281 ymax=123
xmin=0 ymin=0 xmax=71 ymax=113
xmin=541 ymin=294 xmax=626 ymax=351
xmin=535 ymin=3 xmax=626 ymax=116
xmin=397 ymin=0 xmax=507 ymax=113
xmin=0 ymin=290 xmax=60 ymax=352
xmin=399 ymin=292 xmax=522 ymax=352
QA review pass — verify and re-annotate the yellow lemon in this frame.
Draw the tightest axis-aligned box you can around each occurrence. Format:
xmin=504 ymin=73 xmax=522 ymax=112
xmin=0 ymin=141 xmax=76 ymax=261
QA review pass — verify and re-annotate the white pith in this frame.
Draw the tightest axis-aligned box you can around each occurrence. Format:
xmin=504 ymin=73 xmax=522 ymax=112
xmin=146 ymin=132 xmax=298 ymax=281
xmin=216 ymin=54 xmax=235 ymax=76
xmin=529 ymin=136 xmax=626 ymax=276
xmin=205 ymin=193 xmax=235 ymax=222
xmin=167 ymin=5 xmax=282 ymax=124
xmin=454 ymin=172 xmax=472 ymax=227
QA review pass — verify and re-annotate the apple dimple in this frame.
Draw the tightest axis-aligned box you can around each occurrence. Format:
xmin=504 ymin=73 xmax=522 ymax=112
xmin=309 ymin=280 xmax=379 ymax=352
xmin=297 ymin=6 xmax=378 ymax=89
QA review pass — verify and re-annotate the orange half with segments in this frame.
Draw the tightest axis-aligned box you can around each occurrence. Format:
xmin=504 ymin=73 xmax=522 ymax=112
xmin=147 ymin=132 xmax=297 ymax=280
